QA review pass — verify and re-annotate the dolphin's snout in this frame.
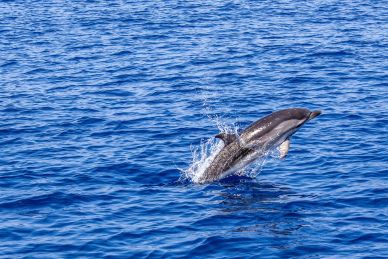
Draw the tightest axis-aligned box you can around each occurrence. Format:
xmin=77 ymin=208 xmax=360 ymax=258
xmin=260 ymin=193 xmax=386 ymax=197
xmin=309 ymin=110 xmax=321 ymax=120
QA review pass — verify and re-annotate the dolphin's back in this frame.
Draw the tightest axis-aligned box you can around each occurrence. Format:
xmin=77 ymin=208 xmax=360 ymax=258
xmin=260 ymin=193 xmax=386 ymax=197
xmin=240 ymin=108 xmax=309 ymax=140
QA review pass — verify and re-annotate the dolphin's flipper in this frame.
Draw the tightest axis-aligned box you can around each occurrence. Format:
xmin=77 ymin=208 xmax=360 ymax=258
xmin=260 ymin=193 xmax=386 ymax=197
xmin=279 ymin=139 xmax=290 ymax=159
xmin=215 ymin=133 xmax=237 ymax=146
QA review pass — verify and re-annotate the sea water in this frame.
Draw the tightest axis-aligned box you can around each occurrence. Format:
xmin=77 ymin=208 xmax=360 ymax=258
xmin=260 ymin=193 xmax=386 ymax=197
xmin=1 ymin=0 xmax=387 ymax=258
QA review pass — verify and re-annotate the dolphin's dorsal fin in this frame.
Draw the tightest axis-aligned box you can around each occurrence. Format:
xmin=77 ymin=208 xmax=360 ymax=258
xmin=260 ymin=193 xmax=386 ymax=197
xmin=215 ymin=133 xmax=237 ymax=146
xmin=279 ymin=139 xmax=290 ymax=159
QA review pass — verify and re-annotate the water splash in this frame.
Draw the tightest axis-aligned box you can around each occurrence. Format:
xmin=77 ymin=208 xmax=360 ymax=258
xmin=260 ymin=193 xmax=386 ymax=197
xmin=181 ymin=137 xmax=223 ymax=183
xmin=180 ymin=89 xmax=280 ymax=184
xmin=181 ymin=131 xmax=280 ymax=184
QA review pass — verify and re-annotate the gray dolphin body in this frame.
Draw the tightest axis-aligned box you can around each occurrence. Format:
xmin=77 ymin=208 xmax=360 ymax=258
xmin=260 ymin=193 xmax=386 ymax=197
xmin=197 ymin=108 xmax=321 ymax=183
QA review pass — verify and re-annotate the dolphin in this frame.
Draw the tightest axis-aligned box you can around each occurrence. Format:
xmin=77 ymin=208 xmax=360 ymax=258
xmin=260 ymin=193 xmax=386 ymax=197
xmin=197 ymin=108 xmax=321 ymax=183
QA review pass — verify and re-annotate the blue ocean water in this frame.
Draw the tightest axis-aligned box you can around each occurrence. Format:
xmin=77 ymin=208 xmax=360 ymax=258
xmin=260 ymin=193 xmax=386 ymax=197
xmin=1 ymin=0 xmax=387 ymax=258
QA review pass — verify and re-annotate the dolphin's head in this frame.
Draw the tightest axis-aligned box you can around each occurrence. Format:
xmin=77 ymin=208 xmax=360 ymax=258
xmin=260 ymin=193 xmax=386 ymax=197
xmin=291 ymin=108 xmax=321 ymax=125
xmin=308 ymin=110 xmax=322 ymax=120
xmin=292 ymin=109 xmax=321 ymax=129
xmin=276 ymin=109 xmax=322 ymax=149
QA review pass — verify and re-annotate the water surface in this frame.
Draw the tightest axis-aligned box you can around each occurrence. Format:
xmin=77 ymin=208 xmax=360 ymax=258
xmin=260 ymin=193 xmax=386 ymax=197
xmin=1 ymin=0 xmax=387 ymax=258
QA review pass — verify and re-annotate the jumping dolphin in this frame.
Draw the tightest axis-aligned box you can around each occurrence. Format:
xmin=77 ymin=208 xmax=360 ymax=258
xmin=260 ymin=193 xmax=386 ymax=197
xmin=197 ymin=108 xmax=321 ymax=183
